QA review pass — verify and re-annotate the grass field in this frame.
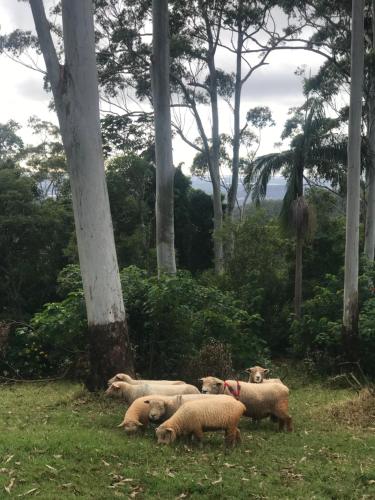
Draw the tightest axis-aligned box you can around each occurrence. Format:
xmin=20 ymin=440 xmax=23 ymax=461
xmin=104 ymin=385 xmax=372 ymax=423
xmin=0 ymin=378 xmax=374 ymax=499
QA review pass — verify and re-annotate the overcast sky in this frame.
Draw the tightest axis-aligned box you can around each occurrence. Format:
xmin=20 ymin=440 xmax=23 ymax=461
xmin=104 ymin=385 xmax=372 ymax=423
xmin=0 ymin=1 xmax=328 ymax=175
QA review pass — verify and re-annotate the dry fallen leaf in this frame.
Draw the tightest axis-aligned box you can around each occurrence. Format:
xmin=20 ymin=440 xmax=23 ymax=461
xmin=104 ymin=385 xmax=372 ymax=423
xmin=102 ymin=460 xmax=110 ymax=467
xmin=4 ymin=456 xmax=14 ymax=465
xmin=4 ymin=477 xmax=15 ymax=494
xmin=17 ymin=488 xmax=39 ymax=497
xmin=211 ymin=477 xmax=222 ymax=485
xmin=223 ymin=463 xmax=236 ymax=468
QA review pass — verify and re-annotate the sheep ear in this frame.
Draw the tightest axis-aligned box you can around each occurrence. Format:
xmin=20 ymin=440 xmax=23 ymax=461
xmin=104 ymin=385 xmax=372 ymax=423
xmin=165 ymin=427 xmax=174 ymax=434
xmin=263 ymin=369 xmax=269 ymax=375
xmin=144 ymin=400 xmax=150 ymax=405
xmin=113 ymin=382 xmax=121 ymax=389
xmin=244 ymin=368 xmax=251 ymax=373
xmin=198 ymin=378 xmax=204 ymax=382
xmin=137 ymin=422 xmax=143 ymax=427
xmin=216 ymin=382 xmax=223 ymax=387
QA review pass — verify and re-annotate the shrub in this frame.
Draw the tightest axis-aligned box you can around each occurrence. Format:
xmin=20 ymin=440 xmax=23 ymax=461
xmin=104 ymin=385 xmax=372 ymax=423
xmin=181 ymin=339 xmax=233 ymax=384
xmin=2 ymin=265 xmax=268 ymax=379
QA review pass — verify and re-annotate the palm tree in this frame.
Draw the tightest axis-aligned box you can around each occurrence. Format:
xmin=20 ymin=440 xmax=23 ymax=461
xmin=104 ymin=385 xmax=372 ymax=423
xmin=245 ymin=97 xmax=346 ymax=319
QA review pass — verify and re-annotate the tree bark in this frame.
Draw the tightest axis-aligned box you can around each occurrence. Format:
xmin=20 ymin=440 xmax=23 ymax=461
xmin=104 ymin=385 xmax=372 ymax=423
xmin=364 ymin=0 xmax=375 ymax=261
xmin=227 ymin=11 xmax=243 ymax=221
xmin=30 ymin=0 xmax=134 ymax=389
xmin=294 ymin=234 xmax=303 ymax=320
xmin=206 ymin=35 xmax=224 ymax=274
xmin=151 ymin=0 xmax=176 ymax=276
xmin=342 ymin=0 xmax=364 ymax=361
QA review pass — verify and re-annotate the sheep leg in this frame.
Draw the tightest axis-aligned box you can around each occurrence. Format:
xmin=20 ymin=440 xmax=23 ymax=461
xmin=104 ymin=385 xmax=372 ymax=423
xmin=225 ymin=426 xmax=239 ymax=447
xmin=274 ymin=399 xmax=293 ymax=432
xmin=192 ymin=429 xmax=204 ymax=447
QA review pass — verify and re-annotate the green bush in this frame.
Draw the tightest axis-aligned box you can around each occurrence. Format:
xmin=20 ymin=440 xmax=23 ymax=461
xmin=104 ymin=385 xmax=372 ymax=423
xmin=2 ymin=265 xmax=268 ymax=379
xmin=289 ymin=262 xmax=375 ymax=376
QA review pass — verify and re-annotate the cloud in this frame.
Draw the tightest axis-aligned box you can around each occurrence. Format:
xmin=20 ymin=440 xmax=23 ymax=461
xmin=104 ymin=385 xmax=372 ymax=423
xmin=15 ymin=76 xmax=49 ymax=103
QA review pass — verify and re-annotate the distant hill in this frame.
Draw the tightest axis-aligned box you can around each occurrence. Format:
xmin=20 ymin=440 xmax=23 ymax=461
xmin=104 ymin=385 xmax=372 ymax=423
xmin=191 ymin=175 xmax=286 ymax=201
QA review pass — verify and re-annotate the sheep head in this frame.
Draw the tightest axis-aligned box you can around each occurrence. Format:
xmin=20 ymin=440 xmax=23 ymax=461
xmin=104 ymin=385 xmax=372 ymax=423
xmin=156 ymin=426 xmax=176 ymax=444
xmin=199 ymin=376 xmax=224 ymax=394
xmin=245 ymin=366 xmax=269 ymax=383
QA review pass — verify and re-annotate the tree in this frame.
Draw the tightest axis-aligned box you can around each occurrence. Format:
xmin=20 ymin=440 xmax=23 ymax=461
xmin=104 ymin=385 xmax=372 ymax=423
xmin=364 ymin=0 xmax=375 ymax=260
xmin=29 ymin=0 xmax=134 ymax=389
xmin=342 ymin=0 xmax=365 ymax=360
xmin=151 ymin=0 xmax=176 ymax=275
xmin=247 ymin=97 xmax=346 ymax=318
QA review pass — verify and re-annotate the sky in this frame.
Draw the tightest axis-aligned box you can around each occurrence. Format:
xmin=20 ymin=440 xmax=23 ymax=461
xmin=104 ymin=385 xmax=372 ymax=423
xmin=0 ymin=1 xmax=327 ymax=175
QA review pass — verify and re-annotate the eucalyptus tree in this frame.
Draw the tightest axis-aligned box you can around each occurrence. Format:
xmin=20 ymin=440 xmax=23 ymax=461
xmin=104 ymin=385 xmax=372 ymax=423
xmin=151 ymin=0 xmax=176 ymax=275
xmin=28 ymin=0 xmax=134 ymax=389
xmin=246 ymin=97 xmax=346 ymax=318
xmin=342 ymin=0 xmax=365 ymax=360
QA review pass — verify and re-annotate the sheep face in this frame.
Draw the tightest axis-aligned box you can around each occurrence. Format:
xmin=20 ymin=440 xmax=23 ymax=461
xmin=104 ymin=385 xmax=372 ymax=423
xmin=156 ymin=426 xmax=176 ymax=444
xmin=123 ymin=421 xmax=143 ymax=434
xmin=105 ymin=382 xmax=122 ymax=397
xmin=108 ymin=373 xmax=128 ymax=386
xmin=245 ymin=366 xmax=269 ymax=383
xmin=145 ymin=400 xmax=166 ymax=422
xmin=199 ymin=377 xmax=223 ymax=394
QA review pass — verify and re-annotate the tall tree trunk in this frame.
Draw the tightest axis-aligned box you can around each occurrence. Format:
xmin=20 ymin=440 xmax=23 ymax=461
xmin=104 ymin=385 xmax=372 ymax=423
xmin=342 ymin=0 xmax=364 ymax=361
xmin=227 ymin=12 xmax=243 ymax=221
xmin=294 ymin=234 xmax=303 ymax=320
xmin=364 ymin=0 xmax=375 ymax=261
xmin=30 ymin=0 xmax=134 ymax=389
xmin=207 ymin=54 xmax=224 ymax=274
xmin=151 ymin=0 xmax=176 ymax=276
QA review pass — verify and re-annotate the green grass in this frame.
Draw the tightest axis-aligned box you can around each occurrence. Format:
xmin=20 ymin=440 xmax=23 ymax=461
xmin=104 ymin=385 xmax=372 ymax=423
xmin=0 ymin=380 xmax=374 ymax=499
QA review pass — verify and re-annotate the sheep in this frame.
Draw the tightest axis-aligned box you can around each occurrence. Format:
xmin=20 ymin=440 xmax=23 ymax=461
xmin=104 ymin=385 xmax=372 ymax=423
xmin=105 ymin=381 xmax=200 ymax=405
xmin=245 ymin=365 xmax=283 ymax=385
xmin=108 ymin=373 xmax=185 ymax=386
xmin=200 ymin=376 xmax=293 ymax=431
xmin=117 ymin=395 xmax=170 ymax=434
xmin=155 ymin=396 xmax=246 ymax=447
xmin=145 ymin=393 xmax=230 ymax=423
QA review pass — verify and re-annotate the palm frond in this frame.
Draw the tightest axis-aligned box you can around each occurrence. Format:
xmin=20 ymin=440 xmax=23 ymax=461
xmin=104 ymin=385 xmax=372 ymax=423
xmin=245 ymin=151 xmax=293 ymax=204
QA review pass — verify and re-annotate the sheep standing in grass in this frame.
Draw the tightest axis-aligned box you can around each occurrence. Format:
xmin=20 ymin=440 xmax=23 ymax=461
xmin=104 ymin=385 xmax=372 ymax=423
xmin=245 ymin=366 xmax=283 ymax=385
xmin=200 ymin=376 xmax=292 ymax=431
xmin=146 ymin=393 xmax=230 ymax=422
xmin=155 ymin=396 xmax=246 ymax=446
xmin=105 ymin=381 xmax=199 ymax=405
xmin=108 ymin=373 xmax=184 ymax=386
xmin=117 ymin=395 xmax=170 ymax=434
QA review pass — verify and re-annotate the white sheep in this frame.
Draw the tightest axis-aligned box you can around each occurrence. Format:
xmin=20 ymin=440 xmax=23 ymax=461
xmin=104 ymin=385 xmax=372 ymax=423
xmin=155 ymin=396 xmax=246 ymax=446
xmin=108 ymin=373 xmax=185 ymax=386
xmin=200 ymin=376 xmax=292 ymax=431
xmin=105 ymin=381 xmax=199 ymax=405
xmin=245 ymin=365 xmax=283 ymax=385
xmin=145 ymin=393 xmax=229 ymax=423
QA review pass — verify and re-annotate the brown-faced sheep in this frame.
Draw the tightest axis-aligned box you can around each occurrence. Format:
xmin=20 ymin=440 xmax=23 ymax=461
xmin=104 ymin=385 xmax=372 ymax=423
xmin=105 ymin=381 xmax=199 ymax=405
xmin=200 ymin=376 xmax=292 ymax=431
xmin=245 ymin=366 xmax=283 ymax=385
xmin=146 ymin=393 xmax=229 ymax=422
xmin=108 ymin=373 xmax=185 ymax=386
xmin=117 ymin=395 xmax=170 ymax=434
xmin=155 ymin=396 xmax=246 ymax=447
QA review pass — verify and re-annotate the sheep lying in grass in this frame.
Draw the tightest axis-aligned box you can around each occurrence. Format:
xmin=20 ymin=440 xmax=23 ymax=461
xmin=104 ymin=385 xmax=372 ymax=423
xmin=245 ymin=366 xmax=283 ymax=385
xmin=108 ymin=373 xmax=184 ymax=386
xmin=117 ymin=395 xmax=169 ymax=434
xmin=155 ymin=396 xmax=246 ymax=446
xmin=146 ymin=393 xmax=229 ymax=422
xmin=105 ymin=381 xmax=199 ymax=405
xmin=200 ymin=376 xmax=292 ymax=431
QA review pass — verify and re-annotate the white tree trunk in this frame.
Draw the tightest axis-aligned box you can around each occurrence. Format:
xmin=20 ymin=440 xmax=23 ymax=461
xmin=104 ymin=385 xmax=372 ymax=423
xmin=30 ymin=0 xmax=134 ymax=388
xmin=364 ymin=0 xmax=375 ymax=261
xmin=151 ymin=0 xmax=176 ymax=276
xmin=342 ymin=0 xmax=364 ymax=359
